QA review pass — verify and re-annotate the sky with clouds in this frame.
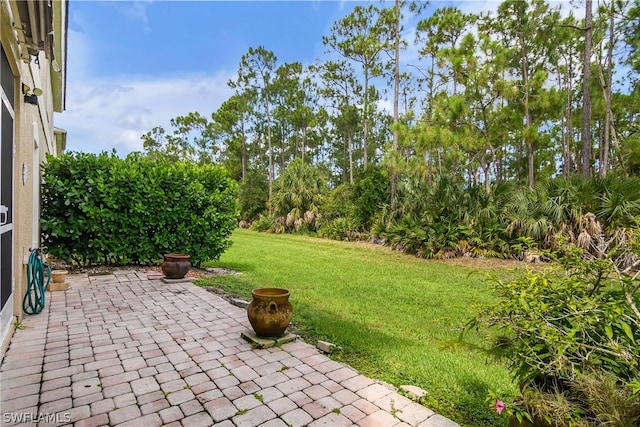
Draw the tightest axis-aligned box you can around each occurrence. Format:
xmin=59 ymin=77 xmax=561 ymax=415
xmin=55 ymin=0 xmax=579 ymax=156
xmin=58 ymin=1 xmax=360 ymax=155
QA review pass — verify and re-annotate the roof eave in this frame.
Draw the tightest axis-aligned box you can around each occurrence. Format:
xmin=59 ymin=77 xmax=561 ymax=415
xmin=51 ymin=0 xmax=67 ymax=113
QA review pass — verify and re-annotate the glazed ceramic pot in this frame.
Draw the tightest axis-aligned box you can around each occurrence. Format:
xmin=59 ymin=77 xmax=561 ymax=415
xmin=247 ymin=288 xmax=293 ymax=337
xmin=161 ymin=253 xmax=191 ymax=279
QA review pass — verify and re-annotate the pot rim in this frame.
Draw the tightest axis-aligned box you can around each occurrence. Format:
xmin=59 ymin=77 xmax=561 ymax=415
xmin=251 ymin=287 xmax=291 ymax=297
xmin=164 ymin=253 xmax=191 ymax=259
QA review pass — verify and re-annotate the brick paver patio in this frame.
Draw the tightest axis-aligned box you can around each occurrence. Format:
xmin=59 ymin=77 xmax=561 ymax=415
xmin=0 ymin=270 xmax=459 ymax=426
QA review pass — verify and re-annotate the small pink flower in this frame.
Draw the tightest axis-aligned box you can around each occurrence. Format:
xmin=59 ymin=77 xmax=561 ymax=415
xmin=495 ymin=399 xmax=505 ymax=415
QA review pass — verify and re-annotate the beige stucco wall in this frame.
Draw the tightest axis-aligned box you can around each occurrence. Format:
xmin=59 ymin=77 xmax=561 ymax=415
xmin=0 ymin=3 xmax=62 ymax=358
xmin=13 ymin=50 xmax=57 ymax=314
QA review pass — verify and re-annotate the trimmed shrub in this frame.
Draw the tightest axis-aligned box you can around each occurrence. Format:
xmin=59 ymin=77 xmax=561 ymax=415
xmin=41 ymin=152 xmax=238 ymax=266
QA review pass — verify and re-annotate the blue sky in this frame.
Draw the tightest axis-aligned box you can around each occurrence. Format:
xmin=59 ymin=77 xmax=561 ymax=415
xmin=68 ymin=1 xmax=345 ymax=77
xmin=56 ymin=1 xmax=578 ymax=156
xmin=58 ymin=1 xmax=379 ymax=155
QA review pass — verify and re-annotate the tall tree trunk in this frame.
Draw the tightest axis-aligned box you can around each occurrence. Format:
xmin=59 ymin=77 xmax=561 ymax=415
xmin=523 ymin=52 xmax=535 ymax=189
xmin=348 ymin=133 xmax=354 ymax=185
xmin=581 ymin=0 xmax=593 ymax=177
xmin=241 ymin=120 xmax=247 ymax=182
xmin=280 ymin=125 xmax=286 ymax=171
xmin=267 ymin=100 xmax=274 ymax=201
xmin=516 ymin=141 xmax=525 ymax=182
xmin=563 ymin=56 xmax=573 ymax=176
xmin=295 ymin=127 xmax=300 ymax=160
xmin=343 ymin=133 xmax=348 ymax=184
xmin=496 ymin=146 xmax=503 ymax=183
xmin=302 ymin=124 xmax=306 ymax=164
xmin=481 ymin=155 xmax=491 ymax=195
xmin=598 ymin=117 xmax=604 ymax=168
xmin=491 ymin=148 xmax=498 ymax=186
xmin=390 ymin=0 xmax=400 ymax=212
xmin=599 ymin=3 xmax=615 ymax=178
xmin=363 ymin=70 xmax=369 ymax=169
xmin=526 ymin=131 xmax=534 ymax=187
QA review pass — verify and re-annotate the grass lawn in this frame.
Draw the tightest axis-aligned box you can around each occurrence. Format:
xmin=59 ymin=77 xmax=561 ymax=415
xmin=199 ymin=228 xmax=518 ymax=426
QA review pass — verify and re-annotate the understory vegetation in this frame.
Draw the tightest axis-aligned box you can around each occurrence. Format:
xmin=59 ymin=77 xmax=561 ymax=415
xmin=248 ymin=165 xmax=640 ymax=263
xmin=469 ymin=226 xmax=640 ymax=426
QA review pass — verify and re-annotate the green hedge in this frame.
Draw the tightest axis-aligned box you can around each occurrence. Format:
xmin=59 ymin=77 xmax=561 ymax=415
xmin=41 ymin=152 xmax=238 ymax=266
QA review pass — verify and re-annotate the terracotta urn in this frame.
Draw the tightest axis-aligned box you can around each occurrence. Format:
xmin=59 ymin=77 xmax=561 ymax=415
xmin=161 ymin=253 xmax=191 ymax=279
xmin=247 ymin=288 xmax=293 ymax=337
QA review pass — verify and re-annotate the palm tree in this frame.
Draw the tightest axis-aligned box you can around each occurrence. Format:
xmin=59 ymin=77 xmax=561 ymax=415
xmin=269 ymin=159 xmax=328 ymax=231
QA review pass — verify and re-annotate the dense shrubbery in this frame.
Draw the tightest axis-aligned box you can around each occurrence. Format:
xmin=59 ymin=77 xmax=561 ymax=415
xmin=236 ymin=160 xmax=640 ymax=262
xmin=238 ymin=169 xmax=268 ymax=222
xmin=237 ymin=165 xmax=640 ymax=264
xmin=315 ymin=167 xmax=390 ymax=240
xmin=365 ymin=174 xmax=640 ymax=260
xmin=248 ymin=160 xmax=326 ymax=234
xmin=269 ymin=159 xmax=326 ymax=223
xmin=468 ymin=227 xmax=640 ymax=426
xmin=504 ymin=175 xmax=640 ymax=248
xmin=317 ymin=216 xmax=363 ymax=241
xmin=373 ymin=175 xmax=513 ymax=258
xmin=351 ymin=166 xmax=390 ymax=229
xmin=41 ymin=152 xmax=238 ymax=266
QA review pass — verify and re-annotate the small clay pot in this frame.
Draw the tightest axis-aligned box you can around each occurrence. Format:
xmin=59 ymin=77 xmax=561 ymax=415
xmin=49 ymin=270 xmax=69 ymax=291
xmin=51 ymin=270 xmax=68 ymax=283
xmin=161 ymin=253 xmax=191 ymax=279
xmin=247 ymin=288 xmax=293 ymax=337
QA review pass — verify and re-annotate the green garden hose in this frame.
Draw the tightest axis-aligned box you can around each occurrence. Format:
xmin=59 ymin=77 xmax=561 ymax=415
xmin=23 ymin=248 xmax=51 ymax=315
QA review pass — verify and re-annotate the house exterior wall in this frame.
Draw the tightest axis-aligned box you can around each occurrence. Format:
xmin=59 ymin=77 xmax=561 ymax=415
xmin=0 ymin=0 xmax=67 ymax=359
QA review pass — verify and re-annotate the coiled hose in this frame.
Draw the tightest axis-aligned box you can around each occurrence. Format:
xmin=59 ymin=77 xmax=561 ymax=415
xmin=23 ymin=248 xmax=51 ymax=315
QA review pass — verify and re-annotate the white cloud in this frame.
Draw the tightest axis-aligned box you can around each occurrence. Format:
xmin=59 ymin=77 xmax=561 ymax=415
xmin=453 ymin=0 xmax=501 ymax=16
xmin=449 ymin=1 xmax=582 ymax=20
xmin=113 ymin=1 xmax=153 ymax=33
xmin=377 ymin=98 xmax=393 ymax=115
xmin=65 ymin=27 xmax=94 ymax=81
xmin=55 ymin=72 xmax=234 ymax=156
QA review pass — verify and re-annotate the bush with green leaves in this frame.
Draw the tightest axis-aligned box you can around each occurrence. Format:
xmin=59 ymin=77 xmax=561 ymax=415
xmin=351 ymin=166 xmax=390 ymax=229
xmin=41 ymin=152 xmax=238 ymax=266
xmin=238 ymin=169 xmax=268 ymax=222
xmin=366 ymin=174 xmax=640 ymax=261
xmin=321 ymin=184 xmax=355 ymax=223
xmin=468 ymin=227 xmax=640 ymax=426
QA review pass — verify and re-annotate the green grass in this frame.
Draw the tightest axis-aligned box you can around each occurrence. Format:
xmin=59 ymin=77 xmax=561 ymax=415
xmin=199 ymin=229 xmax=517 ymax=426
